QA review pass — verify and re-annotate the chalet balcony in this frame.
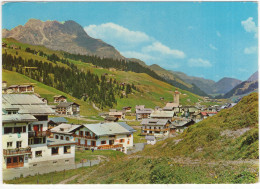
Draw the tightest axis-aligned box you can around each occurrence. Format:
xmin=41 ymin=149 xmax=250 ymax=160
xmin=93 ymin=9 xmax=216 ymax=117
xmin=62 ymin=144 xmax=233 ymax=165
xmin=3 ymin=147 xmax=32 ymax=156
xmin=140 ymin=133 xmax=154 ymax=136
xmin=97 ymin=144 xmax=123 ymax=150
xmin=72 ymin=134 xmax=96 ymax=140
xmin=28 ymin=131 xmax=51 ymax=138
xmin=76 ymin=144 xmax=96 ymax=148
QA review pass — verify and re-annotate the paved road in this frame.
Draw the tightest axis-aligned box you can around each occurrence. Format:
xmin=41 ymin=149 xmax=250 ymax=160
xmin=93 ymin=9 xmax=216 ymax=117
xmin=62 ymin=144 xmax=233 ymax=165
xmin=3 ymin=159 xmax=101 ymax=181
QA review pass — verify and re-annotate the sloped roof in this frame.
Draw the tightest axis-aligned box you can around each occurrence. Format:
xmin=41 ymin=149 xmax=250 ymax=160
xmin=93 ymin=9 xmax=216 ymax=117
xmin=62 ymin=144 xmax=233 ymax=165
xmin=50 ymin=123 xmax=82 ymax=135
xmin=49 ymin=117 xmax=68 ymax=123
xmin=2 ymin=94 xmax=55 ymax=115
xmin=172 ymin=119 xmax=194 ymax=127
xmin=200 ymin=112 xmax=208 ymax=116
xmin=47 ymin=139 xmax=77 ymax=147
xmin=56 ymin=102 xmax=80 ymax=108
xmin=83 ymin=122 xmax=135 ymax=136
xmin=141 ymin=119 xmax=169 ymax=126
xmin=117 ymin=122 xmax=136 ymax=133
xmin=54 ymin=95 xmax=66 ymax=98
xmin=165 ymin=102 xmax=179 ymax=108
xmin=136 ymin=108 xmax=153 ymax=114
xmin=2 ymin=114 xmax=37 ymax=123
xmin=109 ymin=111 xmax=123 ymax=116
xmin=150 ymin=111 xmax=174 ymax=118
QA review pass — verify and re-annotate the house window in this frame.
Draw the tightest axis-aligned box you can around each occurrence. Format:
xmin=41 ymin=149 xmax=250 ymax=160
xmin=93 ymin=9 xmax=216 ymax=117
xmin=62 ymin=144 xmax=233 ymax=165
xmin=101 ymin=141 xmax=106 ymax=144
xmin=7 ymin=142 xmax=12 ymax=147
xmin=4 ymin=127 xmax=13 ymax=134
xmin=60 ymin=136 xmax=64 ymax=140
xmin=127 ymin=141 xmax=130 ymax=145
xmin=14 ymin=127 xmax=22 ymax=133
xmin=16 ymin=141 xmax=22 ymax=148
xmin=51 ymin=147 xmax=59 ymax=155
xmin=127 ymin=134 xmax=131 ymax=137
xmin=55 ymin=135 xmax=59 ymax=139
xmin=35 ymin=151 xmax=42 ymax=157
xmin=66 ymin=137 xmax=70 ymax=141
xmin=22 ymin=126 xmax=26 ymax=133
xmin=119 ymin=139 xmax=125 ymax=143
xmin=64 ymin=146 xmax=71 ymax=154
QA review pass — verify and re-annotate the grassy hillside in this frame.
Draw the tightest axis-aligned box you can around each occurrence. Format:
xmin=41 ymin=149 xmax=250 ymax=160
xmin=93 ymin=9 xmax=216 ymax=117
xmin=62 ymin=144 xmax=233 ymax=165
xmin=3 ymin=38 xmax=204 ymax=111
xmin=2 ymin=69 xmax=98 ymax=116
xmin=142 ymin=92 xmax=258 ymax=160
xmin=5 ymin=93 xmax=259 ymax=184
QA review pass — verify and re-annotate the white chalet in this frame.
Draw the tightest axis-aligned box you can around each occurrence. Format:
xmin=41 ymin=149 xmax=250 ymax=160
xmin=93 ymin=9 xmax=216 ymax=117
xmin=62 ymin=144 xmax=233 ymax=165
xmin=73 ymin=122 xmax=136 ymax=154
xmin=2 ymin=94 xmax=76 ymax=174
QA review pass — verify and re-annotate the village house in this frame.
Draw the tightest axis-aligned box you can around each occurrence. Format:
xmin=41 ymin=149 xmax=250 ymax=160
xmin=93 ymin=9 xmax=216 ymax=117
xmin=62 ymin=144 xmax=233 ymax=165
xmin=108 ymin=111 xmax=125 ymax=120
xmin=136 ymin=108 xmax=153 ymax=120
xmin=2 ymin=80 xmax=7 ymax=88
xmin=207 ymin=112 xmax=218 ymax=117
xmin=191 ymin=112 xmax=203 ymax=123
xmin=6 ymin=85 xmax=34 ymax=94
xmin=150 ymin=110 xmax=175 ymax=122
xmin=171 ymin=119 xmax=195 ymax=133
xmin=48 ymin=117 xmax=68 ymax=129
xmin=182 ymin=107 xmax=198 ymax=118
xmin=71 ymin=122 xmax=136 ymax=154
xmin=145 ymin=135 xmax=157 ymax=145
xmin=122 ymin=106 xmax=132 ymax=112
xmin=2 ymin=94 xmax=76 ymax=174
xmin=53 ymin=95 xmax=67 ymax=103
xmin=141 ymin=119 xmax=171 ymax=137
xmin=104 ymin=116 xmax=119 ymax=122
xmin=200 ymin=112 xmax=209 ymax=119
xmin=56 ymin=102 xmax=80 ymax=116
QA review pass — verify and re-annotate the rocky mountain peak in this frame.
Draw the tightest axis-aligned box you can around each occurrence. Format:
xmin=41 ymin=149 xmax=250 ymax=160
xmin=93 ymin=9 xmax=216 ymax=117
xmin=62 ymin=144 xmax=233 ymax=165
xmin=3 ymin=19 xmax=124 ymax=60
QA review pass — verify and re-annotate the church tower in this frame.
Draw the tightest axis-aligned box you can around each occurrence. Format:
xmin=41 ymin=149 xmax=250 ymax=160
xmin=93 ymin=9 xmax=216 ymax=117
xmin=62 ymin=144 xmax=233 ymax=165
xmin=174 ymin=89 xmax=179 ymax=106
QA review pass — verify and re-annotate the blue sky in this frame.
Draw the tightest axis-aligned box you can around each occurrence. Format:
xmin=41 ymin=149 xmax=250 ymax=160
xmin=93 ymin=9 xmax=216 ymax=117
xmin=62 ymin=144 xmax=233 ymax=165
xmin=2 ymin=1 xmax=258 ymax=81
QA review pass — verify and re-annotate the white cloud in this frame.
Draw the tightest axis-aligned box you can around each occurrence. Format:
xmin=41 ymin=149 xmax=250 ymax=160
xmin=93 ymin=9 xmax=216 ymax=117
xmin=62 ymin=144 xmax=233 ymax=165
xmin=142 ymin=42 xmax=186 ymax=59
xmin=121 ymin=51 xmax=156 ymax=61
xmin=188 ymin=58 xmax=212 ymax=67
xmin=216 ymin=31 xmax=221 ymax=37
xmin=241 ymin=17 xmax=258 ymax=38
xmin=244 ymin=46 xmax=257 ymax=54
xmin=84 ymin=22 xmax=186 ymax=62
xmin=84 ymin=23 xmax=151 ymax=45
xmin=209 ymin=44 xmax=218 ymax=51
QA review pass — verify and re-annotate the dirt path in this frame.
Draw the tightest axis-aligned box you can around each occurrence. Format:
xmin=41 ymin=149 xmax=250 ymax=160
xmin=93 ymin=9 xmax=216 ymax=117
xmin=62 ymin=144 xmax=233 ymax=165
xmin=127 ymin=155 xmax=259 ymax=166
xmin=58 ymin=174 xmax=81 ymax=184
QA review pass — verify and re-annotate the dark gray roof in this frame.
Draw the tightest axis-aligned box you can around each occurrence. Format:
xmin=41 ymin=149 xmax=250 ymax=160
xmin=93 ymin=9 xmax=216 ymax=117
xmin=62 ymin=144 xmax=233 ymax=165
xmin=56 ymin=102 xmax=79 ymax=108
xmin=49 ymin=117 xmax=68 ymax=123
xmin=136 ymin=108 xmax=153 ymax=114
xmin=118 ymin=122 xmax=136 ymax=132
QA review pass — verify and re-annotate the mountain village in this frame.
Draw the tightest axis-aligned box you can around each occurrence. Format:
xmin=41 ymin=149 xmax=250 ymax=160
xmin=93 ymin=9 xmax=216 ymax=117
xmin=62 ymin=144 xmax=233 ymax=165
xmin=1 ymin=2 xmax=259 ymax=184
xmin=2 ymin=79 xmax=237 ymax=180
